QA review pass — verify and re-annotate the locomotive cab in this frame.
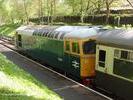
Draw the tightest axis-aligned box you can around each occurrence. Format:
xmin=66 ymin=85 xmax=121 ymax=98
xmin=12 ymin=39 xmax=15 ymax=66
xmin=15 ymin=32 xmax=22 ymax=48
xmin=64 ymin=28 xmax=98 ymax=85
xmin=81 ymin=39 xmax=96 ymax=78
xmin=64 ymin=39 xmax=96 ymax=85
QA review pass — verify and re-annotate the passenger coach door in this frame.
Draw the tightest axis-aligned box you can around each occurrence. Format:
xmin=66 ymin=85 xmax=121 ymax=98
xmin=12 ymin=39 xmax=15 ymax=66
xmin=96 ymin=45 xmax=108 ymax=73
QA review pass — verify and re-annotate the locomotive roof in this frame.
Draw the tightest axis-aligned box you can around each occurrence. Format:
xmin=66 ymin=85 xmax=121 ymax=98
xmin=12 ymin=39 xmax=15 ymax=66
xmin=16 ymin=25 xmax=36 ymax=36
xmin=97 ymin=29 xmax=133 ymax=49
xmin=16 ymin=25 xmax=106 ymax=40
xmin=48 ymin=26 xmax=92 ymax=40
xmin=64 ymin=28 xmax=106 ymax=39
xmin=16 ymin=25 xmax=58 ymax=36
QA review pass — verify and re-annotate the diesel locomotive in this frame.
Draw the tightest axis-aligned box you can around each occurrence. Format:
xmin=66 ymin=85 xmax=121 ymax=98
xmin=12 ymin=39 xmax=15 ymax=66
xmin=15 ymin=25 xmax=133 ymax=100
xmin=16 ymin=25 xmax=103 ymax=82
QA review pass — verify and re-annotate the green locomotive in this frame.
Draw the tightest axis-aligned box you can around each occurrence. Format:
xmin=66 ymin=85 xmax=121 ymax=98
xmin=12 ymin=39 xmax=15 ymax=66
xmin=16 ymin=25 xmax=103 ymax=83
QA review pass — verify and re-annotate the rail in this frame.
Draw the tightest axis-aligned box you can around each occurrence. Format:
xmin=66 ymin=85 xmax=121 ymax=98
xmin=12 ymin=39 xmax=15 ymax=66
xmin=0 ymin=35 xmax=14 ymax=45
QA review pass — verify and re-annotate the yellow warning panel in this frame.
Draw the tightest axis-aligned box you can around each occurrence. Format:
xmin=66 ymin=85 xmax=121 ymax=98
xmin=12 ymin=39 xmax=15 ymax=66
xmin=80 ymin=55 xmax=96 ymax=78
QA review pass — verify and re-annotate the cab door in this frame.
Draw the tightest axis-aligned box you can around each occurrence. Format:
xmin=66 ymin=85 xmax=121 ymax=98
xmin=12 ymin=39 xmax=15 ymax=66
xmin=69 ymin=40 xmax=80 ymax=78
xmin=64 ymin=39 xmax=80 ymax=78
xmin=16 ymin=34 xmax=22 ymax=48
xmin=64 ymin=40 xmax=72 ymax=73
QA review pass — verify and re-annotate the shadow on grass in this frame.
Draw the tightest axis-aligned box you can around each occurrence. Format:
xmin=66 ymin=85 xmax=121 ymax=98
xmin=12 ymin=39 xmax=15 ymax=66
xmin=0 ymin=87 xmax=39 ymax=100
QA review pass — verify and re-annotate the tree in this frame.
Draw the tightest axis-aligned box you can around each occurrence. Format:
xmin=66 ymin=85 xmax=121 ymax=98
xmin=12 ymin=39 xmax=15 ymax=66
xmin=126 ymin=0 xmax=133 ymax=8
xmin=80 ymin=0 xmax=83 ymax=23
xmin=0 ymin=0 xmax=130 ymax=25
xmin=23 ymin=0 xmax=29 ymax=24
xmin=46 ymin=0 xmax=57 ymax=25
xmin=65 ymin=0 xmax=81 ymax=15
xmin=91 ymin=0 xmax=104 ymax=14
xmin=38 ymin=0 xmax=44 ymax=24
xmin=105 ymin=0 xmax=116 ymax=24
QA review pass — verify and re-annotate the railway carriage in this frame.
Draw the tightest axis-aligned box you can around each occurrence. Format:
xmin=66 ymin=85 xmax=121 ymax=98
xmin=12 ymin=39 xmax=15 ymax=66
xmin=96 ymin=29 xmax=133 ymax=100
xmin=16 ymin=25 xmax=105 ymax=83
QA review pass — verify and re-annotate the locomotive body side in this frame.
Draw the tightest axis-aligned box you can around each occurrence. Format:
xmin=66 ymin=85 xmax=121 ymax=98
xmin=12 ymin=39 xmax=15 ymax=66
xmin=15 ymin=31 xmax=90 ymax=80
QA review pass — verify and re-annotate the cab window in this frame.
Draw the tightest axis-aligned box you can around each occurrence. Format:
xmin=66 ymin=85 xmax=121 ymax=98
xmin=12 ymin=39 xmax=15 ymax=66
xmin=65 ymin=41 xmax=70 ymax=51
xmin=72 ymin=42 xmax=80 ymax=54
xmin=83 ymin=40 xmax=96 ymax=54
xmin=18 ymin=34 xmax=22 ymax=47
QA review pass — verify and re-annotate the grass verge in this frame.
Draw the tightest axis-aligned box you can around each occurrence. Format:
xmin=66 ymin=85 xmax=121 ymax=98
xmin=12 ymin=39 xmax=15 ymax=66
xmin=0 ymin=53 xmax=61 ymax=100
xmin=0 ymin=24 xmax=21 ymax=37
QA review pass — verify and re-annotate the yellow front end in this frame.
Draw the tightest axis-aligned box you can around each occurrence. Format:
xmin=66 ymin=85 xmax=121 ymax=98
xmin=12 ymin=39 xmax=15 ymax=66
xmin=64 ymin=39 xmax=96 ymax=85
xmin=79 ymin=39 xmax=96 ymax=80
xmin=80 ymin=54 xmax=96 ymax=78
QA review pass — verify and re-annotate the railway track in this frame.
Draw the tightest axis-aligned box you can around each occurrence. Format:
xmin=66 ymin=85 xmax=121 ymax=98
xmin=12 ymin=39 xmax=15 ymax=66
xmin=0 ymin=37 xmax=113 ymax=100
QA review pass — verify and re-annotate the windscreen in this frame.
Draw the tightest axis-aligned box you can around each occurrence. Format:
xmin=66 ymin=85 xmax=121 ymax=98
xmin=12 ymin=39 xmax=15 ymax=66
xmin=83 ymin=40 xmax=96 ymax=54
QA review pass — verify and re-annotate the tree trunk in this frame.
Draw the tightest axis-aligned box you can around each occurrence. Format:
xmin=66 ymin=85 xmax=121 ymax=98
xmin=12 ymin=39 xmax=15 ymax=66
xmin=41 ymin=0 xmax=43 ymax=23
xmin=53 ymin=0 xmax=56 ymax=24
xmin=80 ymin=0 xmax=84 ymax=23
xmin=47 ymin=0 xmax=50 ymax=24
xmin=23 ymin=0 xmax=29 ymax=24
xmin=127 ymin=0 xmax=133 ymax=8
xmin=13 ymin=0 xmax=23 ymax=22
xmin=50 ymin=0 xmax=54 ymax=25
xmin=72 ymin=0 xmax=75 ymax=15
xmin=38 ymin=0 xmax=43 ymax=24
xmin=97 ymin=0 xmax=102 ymax=14
xmin=105 ymin=0 xmax=110 ymax=24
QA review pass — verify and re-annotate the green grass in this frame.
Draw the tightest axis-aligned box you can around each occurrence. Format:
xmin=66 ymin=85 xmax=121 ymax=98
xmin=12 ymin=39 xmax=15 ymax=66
xmin=0 ymin=24 xmax=21 ymax=37
xmin=0 ymin=53 xmax=61 ymax=100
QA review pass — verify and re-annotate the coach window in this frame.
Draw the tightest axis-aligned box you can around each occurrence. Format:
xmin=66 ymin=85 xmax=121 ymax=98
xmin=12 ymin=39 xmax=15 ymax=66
xmin=114 ymin=49 xmax=120 ymax=58
xmin=121 ymin=50 xmax=128 ymax=59
xmin=128 ymin=52 xmax=133 ymax=61
xmin=99 ymin=50 xmax=106 ymax=67
xmin=113 ymin=50 xmax=133 ymax=81
xmin=65 ymin=41 xmax=70 ymax=52
xmin=72 ymin=42 xmax=80 ymax=54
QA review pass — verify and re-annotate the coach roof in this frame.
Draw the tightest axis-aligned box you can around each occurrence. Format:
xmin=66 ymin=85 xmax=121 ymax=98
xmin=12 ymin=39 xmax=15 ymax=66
xmin=97 ymin=29 xmax=133 ymax=49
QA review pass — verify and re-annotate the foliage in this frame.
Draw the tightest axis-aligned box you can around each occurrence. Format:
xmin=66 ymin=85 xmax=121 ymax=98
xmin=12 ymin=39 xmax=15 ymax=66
xmin=0 ymin=0 xmax=132 ymax=24
xmin=0 ymin=23 xmax=20 ymax=37
xmin=0 ymin=53 xmax=61 ymax=100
